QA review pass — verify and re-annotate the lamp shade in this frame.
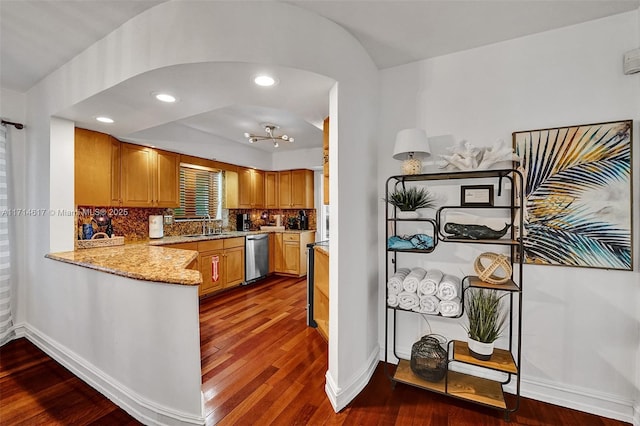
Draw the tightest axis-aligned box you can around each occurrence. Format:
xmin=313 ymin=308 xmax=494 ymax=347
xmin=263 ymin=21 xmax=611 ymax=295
xmin=393 ymin=128 xmax=431 ymax=160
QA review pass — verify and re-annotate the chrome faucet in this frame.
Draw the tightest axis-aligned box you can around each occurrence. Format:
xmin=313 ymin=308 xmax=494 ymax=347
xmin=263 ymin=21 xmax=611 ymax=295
xmin=202 ymin=214 xmax=212 ymax=235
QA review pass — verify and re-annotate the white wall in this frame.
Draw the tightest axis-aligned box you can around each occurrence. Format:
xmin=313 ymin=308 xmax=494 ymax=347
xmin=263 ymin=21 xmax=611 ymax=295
xmin=19 ymin=0 xmax=378 ymax=422
xmin=378 ymin=11 xmax=640 ymax=424
xmin=0 ymin=88 xmax=27 ymax=329
xmin=30 ymin=260 xmax=204 ymax=425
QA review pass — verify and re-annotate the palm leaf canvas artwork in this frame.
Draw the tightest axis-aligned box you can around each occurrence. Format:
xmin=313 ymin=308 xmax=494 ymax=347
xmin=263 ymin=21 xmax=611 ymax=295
xmin=513 ymin=120 xmax=633 ymax=270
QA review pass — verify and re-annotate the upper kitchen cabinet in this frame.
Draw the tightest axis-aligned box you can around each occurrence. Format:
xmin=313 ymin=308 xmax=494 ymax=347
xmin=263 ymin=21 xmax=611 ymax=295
xmin=120 ymin=143 xmax=179 ymax=208
xmin=279 ymin=169 xmax=314 ymax=209
xmin=75 ymin=128 xmax=121 ymax=206
xmin=154 ymin=149 xmax=180 ymax=207
xmin=264 ymin=171 xmax=278 ymax=209
xmin=238 ymin=168 xmax=265 ymax=209
xmin=323 ymin=117 xmax=329 ymax=205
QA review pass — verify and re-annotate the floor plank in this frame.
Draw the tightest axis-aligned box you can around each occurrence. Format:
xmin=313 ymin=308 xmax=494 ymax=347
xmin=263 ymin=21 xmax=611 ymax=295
xmin=0 ymin=274 xmax=632 ymax=426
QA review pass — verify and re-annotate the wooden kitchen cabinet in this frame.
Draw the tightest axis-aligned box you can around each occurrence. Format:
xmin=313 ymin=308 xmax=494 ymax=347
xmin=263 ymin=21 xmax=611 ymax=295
xmin=313 ymin=246 xmax=329 ymax=341
xmin=274 ymin=232 xmax=284 ymax=273
xmin=222 ymin=237 xmax=245 ymax=288
xmin=120 ymin=143 xmax=179 ymax=208
xmin=268 ymin=232 xmax=276 ymax=273
xmin=200 ymin=249 xmax=224 ymax=295
xmin=264 ymin=171 xmax=278 ymax=209
xmin=278 ymin=169 xmax=314 ymax=209
xmin=238 ymin=168 xmax=265 ymax=209
xmin=165 ymin=237 xmax=245 ymax=297
xmin=273 ymin=231 xmax=314 ymax=277
xmin=323 ymin=117 xmax=329 ymax=205
xmin=224 ymin=170 xmax=239 ymax=209
xmin=120 ymin=143 xmax=153 ymax=206
xmin=154 ymin=148 xmax=180 ymax=207
xmin=74 ymin=128 xmax=121 ymax=206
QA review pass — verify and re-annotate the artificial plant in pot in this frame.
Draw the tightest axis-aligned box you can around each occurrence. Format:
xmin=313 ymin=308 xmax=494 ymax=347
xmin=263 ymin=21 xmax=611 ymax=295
xmin=463 ymin=288 xmax=507 ymax=361
xmin=385 ymin=186 xmax=436 ymax=218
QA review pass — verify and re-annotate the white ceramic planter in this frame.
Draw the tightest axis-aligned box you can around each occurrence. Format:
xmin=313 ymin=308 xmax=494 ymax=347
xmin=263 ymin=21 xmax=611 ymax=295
xmin=468 ymin=338 xmax=494 ymax=361
xmin=397 ymin=210 xmax=420 ymax=219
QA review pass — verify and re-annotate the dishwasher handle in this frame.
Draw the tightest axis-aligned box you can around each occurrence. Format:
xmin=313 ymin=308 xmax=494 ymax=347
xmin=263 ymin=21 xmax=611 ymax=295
xmin=246 ymin=234 xmax=269 ymax=241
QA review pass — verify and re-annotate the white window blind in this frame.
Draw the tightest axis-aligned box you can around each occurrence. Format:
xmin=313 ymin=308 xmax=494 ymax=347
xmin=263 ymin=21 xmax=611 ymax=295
xmin=175 ymin=165 xmax=222 ymax=219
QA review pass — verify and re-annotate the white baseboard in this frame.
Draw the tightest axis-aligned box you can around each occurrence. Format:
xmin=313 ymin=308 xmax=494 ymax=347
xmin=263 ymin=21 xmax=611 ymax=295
xmin=325 ymin=346 xmax=379 ymax=412
xmin=520 ymin=376 xmax=636 ymax=424
xmin=21 ymin=324 xmax=205 ymax=426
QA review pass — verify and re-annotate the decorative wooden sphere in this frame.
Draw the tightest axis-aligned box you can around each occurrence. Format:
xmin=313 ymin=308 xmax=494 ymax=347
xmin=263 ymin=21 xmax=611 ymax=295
xmin=473 ymin=252 xmax=512 ymax=284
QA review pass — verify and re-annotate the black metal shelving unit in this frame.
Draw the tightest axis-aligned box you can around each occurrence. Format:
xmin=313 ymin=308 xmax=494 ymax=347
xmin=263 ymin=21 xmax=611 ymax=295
xmin=384 ymin=168 xmax=524 ymax=421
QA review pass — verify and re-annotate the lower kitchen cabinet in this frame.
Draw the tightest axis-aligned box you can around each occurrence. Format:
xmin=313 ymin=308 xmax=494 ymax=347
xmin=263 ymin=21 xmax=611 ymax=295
xmin=274 ymin=231 xmax=314 ymax=277
xmin=223 ymin=242 xmax=245 ymax=288
xmin=268 ymin=232 xmax=276 ymax=273
xmin=313 ymin=246 xmax=329 ymax=341
xmin=164 ymin=237 xmax=245 ymax=297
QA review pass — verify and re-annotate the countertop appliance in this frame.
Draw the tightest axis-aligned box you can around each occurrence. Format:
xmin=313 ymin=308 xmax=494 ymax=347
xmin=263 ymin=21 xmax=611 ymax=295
xmin=298 ymin=210 xmax=308 ymax=230
xmin=236 ymin=213 xmax=250 ymax=231
xmin=149 ymin=215 xmax=164 ymax=238
xmin=245 ymin=234 xmax=268 ymax=284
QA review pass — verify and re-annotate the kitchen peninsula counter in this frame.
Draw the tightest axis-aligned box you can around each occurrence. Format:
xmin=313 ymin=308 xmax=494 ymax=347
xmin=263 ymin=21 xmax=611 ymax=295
xmin=46 ymin=230 xmax=315 ymax=286
xmin=46 ymin=243 xmax=200 ymax=285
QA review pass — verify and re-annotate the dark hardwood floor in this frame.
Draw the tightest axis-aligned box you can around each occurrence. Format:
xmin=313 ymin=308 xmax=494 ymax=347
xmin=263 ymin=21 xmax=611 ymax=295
xmin=0 ymin=275 xmax=631 ymax=425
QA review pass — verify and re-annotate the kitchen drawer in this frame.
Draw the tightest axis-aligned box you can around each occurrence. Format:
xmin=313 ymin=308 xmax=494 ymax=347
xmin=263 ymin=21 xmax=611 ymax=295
xmin=223 ymin=237 xmax=245 ymax=249
xmin=283 ymin=233 xmax=300 ymax=242
xmin=197 ymin=239 xmax=223 ymax=252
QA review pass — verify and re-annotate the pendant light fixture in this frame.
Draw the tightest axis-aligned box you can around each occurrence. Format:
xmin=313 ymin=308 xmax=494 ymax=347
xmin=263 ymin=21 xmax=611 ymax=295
xmin=244 ymin=124 xmax=294 ymax=148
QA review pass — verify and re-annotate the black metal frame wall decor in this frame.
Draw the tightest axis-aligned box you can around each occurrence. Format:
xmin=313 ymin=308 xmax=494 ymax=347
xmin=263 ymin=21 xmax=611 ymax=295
xmin=513 ymin=119 xmax=633 ymax=270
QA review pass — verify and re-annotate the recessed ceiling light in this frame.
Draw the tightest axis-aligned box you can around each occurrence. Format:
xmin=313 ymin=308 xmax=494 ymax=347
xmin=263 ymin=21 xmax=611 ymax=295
xmin=254 ymin=75 xmax=276 ymax=87
xmin=96 ymin=116 xmax=114 ymax=123
xmin=154 ymin=92 xmax=177 ymax=103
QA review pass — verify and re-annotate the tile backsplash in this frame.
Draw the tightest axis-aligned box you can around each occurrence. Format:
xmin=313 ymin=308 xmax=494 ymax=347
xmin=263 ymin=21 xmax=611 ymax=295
xmin=77 ymin=206 xmax=317 ymax=241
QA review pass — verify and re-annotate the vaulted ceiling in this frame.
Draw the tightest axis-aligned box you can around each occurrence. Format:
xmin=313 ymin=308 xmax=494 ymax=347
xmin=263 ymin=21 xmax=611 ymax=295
xmin=2 ymin=1 xmax=638 ymax=158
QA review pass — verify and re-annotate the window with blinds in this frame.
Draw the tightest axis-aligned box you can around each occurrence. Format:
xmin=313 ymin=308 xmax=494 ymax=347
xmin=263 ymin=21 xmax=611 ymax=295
xmin=174 ymin=165 xmax=222 ymax=219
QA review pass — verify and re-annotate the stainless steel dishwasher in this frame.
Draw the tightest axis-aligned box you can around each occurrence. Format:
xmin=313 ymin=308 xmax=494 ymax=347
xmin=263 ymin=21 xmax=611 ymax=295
xmin=244 ymin=234 xmax=269 ymax=284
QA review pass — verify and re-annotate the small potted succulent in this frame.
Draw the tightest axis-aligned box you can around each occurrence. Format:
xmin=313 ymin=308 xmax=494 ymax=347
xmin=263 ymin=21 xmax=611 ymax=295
xmin=463 ymin=288 xmax=507 ymax=361
xmin=385 ymin=186 xmax=436 ymax=218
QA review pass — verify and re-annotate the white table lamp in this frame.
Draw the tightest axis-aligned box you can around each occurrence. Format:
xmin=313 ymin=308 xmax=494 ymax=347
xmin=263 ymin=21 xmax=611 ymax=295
xmin=393 ymin=128 xmax=431 ymax=175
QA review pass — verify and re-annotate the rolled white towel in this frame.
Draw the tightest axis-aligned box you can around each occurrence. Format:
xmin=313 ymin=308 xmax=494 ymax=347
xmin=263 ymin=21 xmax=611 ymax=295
xmin=439 ymin=297 xmax=462 ymax=317
xmin=414 ymin=295 xmax=440 ymax=315
xmin=387 ymin=294 xmax=399 ymax=308
xmin=398 ymin=291 xmax=420 ymax=311
xmin=436 ymin=274 xmax=462 ymax=301
xmin=388 ymin=268 xmax=411 ymax=295
xmin=403 ymin=267 xmax=427 ymax=293
xmin=418 ymin=269 xmax=444 ymax=296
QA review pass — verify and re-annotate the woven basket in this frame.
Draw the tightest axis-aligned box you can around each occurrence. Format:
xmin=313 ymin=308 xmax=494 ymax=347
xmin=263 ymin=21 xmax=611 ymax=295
xmin=76 ymin=233 xmax=125 ymax=249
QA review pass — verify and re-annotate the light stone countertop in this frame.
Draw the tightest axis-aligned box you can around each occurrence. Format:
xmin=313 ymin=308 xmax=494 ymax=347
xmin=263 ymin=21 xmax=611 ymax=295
xmin=46 ymin=229 xmax=316 ymax=285
xmin=46 ymin=243 xmax=201 ymax=285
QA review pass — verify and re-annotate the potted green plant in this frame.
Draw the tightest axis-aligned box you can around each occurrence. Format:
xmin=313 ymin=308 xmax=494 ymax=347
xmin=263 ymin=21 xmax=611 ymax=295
xmin=463 ymin=288 xmax=507 ymax=360
xmin=385 ymin=186 xmax=436 ymax=218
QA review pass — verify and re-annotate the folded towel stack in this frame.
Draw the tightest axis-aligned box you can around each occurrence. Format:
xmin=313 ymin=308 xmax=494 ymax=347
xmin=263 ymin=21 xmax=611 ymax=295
xmin=440 ymin=297 xmax=462 ymax=317
xmin=403 ymin=267 xmax=426 ymax=293
xmin=387 ymin=268 xmax=463 ymax=317
xmin=415 ymin=295 xmax=440 ymax=314
xmin=387 ymin=268 xmax=411 ymax=295
xmin=437 ymin=274 xmax=462 ymax=301
xmin=387 ymin=294 xmax=399 ymax=307
xmin=398 ymin=291 xmax=420 ymax=311
xmin=418 ymin=269 xmax=444 ymax=296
